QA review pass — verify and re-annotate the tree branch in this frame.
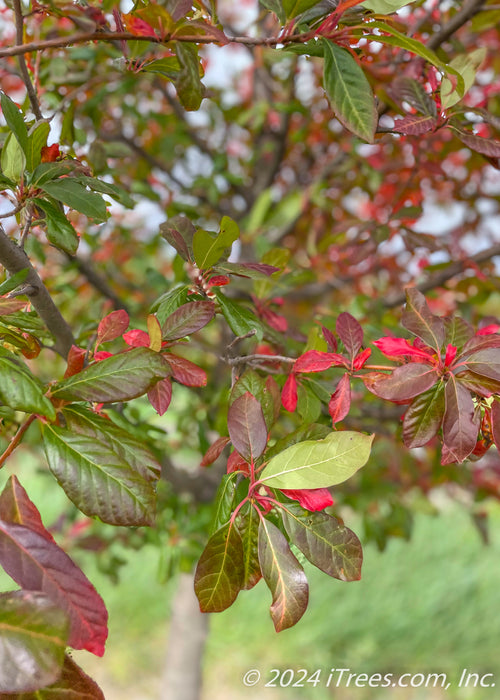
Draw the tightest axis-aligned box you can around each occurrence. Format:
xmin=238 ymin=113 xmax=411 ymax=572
xmin=383 ymin=242 xmax=500 ymax=308
xmin=0 ymin=225 xmax=74 ymax=356
xmin=65 ymin=253 xmax=130 ymax=313
xmin=427 ymin=0 xmax=488 ymax=50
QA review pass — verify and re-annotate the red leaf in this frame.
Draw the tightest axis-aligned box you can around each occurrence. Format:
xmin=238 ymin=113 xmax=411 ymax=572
xmin=165 ymin=353 xmax=207 ymax=386
xmin=328 ymin=374 xmax=351 ymax=425
xmin=402 ymin=288 xmax=445 ymax=353
xmin=0 ymin=521 xmax=108 ymax=655
xmin=373 ymin=336 xmax=434 ymax=361
xmin=353 ymin=347 xmax=371 ymax=369
xmin=122 ymin=14 xmax=155 ymax=35
xmin=41 ymin=144 xmax=61 ymax=162
xmin=282 ymin=373 xmax=298 ymax=412
xmin=228 ymin=392 xmax=268 ymax=462
xmin=294 ymin=350 xmax=347 ymax=373
xmin=370 ymin=363 xmax=438 ymax=401
xmin=123 ymin=329 xmax=150 ymax=347
xmin=477 ymin=324 xmax=500 ymax=336
xmin=201 ymin=436 xmax=231 ymax=467
xmin=336 ymin=312 xmax=363 ymax=358
xmin=227 ymin=450 xmax=250 ymax=476
xmin=0 ymin=476 xmax=56 ymax=544
xmin=147 ymin=377 xmax=172 ymax=415
xmin=63 ymin=345 xmax=86 ymax=378
xmin=281 ymin=488 xmax=334 ymax=511
xmin=208 ymin=275 xmax=230 ymax=287
xmin=93 ymin=350 xmax=113 ymax=361
xmin=97 ymin=309 xmax=129 ymax=345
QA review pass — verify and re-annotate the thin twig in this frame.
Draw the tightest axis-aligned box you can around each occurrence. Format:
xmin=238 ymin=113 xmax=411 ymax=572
xmin=427 ymin=0 xmax=488 ymax=50
xmin=0 ymin=414 xmax=37 ymax=469
xmin=12 ymin=0 xmax=43 ymax=119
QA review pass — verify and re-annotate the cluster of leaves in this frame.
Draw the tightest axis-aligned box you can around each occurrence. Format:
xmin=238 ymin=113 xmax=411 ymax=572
xmin=0 ymin=0 xmax=500 ymax=695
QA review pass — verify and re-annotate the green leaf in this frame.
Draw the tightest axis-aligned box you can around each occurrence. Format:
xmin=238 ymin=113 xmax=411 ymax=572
xmin=50 ymin=347 xmax=170 ymax=403
xmin=297 ymin=382 xmax=322 ymax=423
xmin=322 ymin=39 xmax=377 ymax=143
xmin=258 ymin=517 xmax=308 ymax=632
xmin=0 ymin=92 xmax=28 ymax=155
xmin=40 ymin=179 xmax=108 ymax=221
xmin=0 ymin=268 xmax=29 ymax=296
xmin=364 ymin=21 xmax=465 ymax=95
xmin=42 ymin=422 xmax=156 ymax=526
xmin=259 ymin=431 xmax=373 ymax=489
xmin=236 ymin=503 xmax=262 ymax=590
xmin=25 ymin=122 xmax=50 ymax=172
xmin=29 ymin=162 xmax=74 ymax=187
xmin=0 ymin=591 xmax=68 ymax=693
xmin=193 ymin=217 xmax=239 ymax=270
xmin=1 ymin=133 xmax=26 ymax=183
xmin=142 ymin=56 xmax=181 ymax=79
xmin=440 ymin=48 xmax=486 ymax=109
xmin=402 ymin=381 xmax=445 ymax=448
xmin=362 ymin=0 xmax=416 ymax=13
xmin=0 ymin=348 xmax=55 ymax=419
xmin=260 ymin=0 xmax=286 ymax=24
xmin=62 ymin=405 xmax=161 ymax=484
xmin=281 ymin=503 xmax=363 ymax=581
xmin=174 ymin=42 xmax=204 ymax=111
xmin=151 ymin=285 xmax=189 ymax=327
xmin=282 ymin=0 xmax=318 ymax=19
xmin=76 ymin=176 xmax=135 ymax=208
xmin=214 ymin=289 xmax=264 ymax=341
xmin=210 ymin=472 xmax=239 ymax=535
xmin=194 ymin=522 xmax=244 ymax=612
xmin=32 ymin=198 xmax=79 ymax=255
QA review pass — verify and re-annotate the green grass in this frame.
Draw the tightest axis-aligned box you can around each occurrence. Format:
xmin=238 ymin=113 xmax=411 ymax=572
xmin=2 ymin=456 xmax=500 ymax=699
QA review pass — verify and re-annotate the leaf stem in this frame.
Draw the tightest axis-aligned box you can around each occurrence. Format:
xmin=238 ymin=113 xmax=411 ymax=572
xmin=0 ymin=414 xmax=37 ymax=469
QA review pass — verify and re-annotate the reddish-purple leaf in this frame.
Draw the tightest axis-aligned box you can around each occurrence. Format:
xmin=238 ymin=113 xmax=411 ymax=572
xmin=322 ymin=325 xmax=338 ymax=352
xmin=281 ymin=488 xmax=334 ymax=512
xmin=228 ymin=392 xmax=267 ymax=462
xmin=336 ymin=312 xmax=363 ymax=358
xmin=402 ymin=288 xmax=445 ymax=353
xmin=328 ymin=374 xmax=351 ymax=425
xmin=459 ymin=333 xmax=500 ymax=358
xmin=194 ymin=521 xmax=244 ymax=612
xmin=491 ymin=400 xmax=500 ymax=452
xmin=453 ymin=129 xmax=500 ymax=157
xmin=0 ymin=521 xmax=108 ymax=656
xmin=96 ymin=309 xmax=129 ymax=345
xmin=442 ymin=376 xmax=479 ymax=464
xmin=455 ymin=370 xmax=500 ymax=398
xmin=294 ymin=350 xmax=347 ymax=373
xmin=402 ymin=382 xmax=445 ymax=448
xmin=392 ymin=114 xmax=437 ymax=135
xmin=281 ymin=503 xmax=362 ymax=581
xmin=215 ymin=262 xmax=280 ymax=278
xmin=258 ymin=517 xmax=309 ymax=632
xmin=165 ymin=353 xmax=207 ymax=386
xmin=370 ymin=363 xmax=438 ymax=401
xmin=201 ymin=436 xmax=231 ymax=467
xmin=160 ymin=217 xmax=194 ymax=262
xmin=147 ymin=377 xmax=172 ymax=415
xmin=463 ymin=348 xmax=500 ymax=381
xmin=226 ymin=450 xmax=250 ymax=475
xmin=161 ymin=300 xmax=215 ymax=340
xmin=0 ymin=476 xmax=56 ymax=544
xmin=282 ymin=373 xmax=298 ymax=412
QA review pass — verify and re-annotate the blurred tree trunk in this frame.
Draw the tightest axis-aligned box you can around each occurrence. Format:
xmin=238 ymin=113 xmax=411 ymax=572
xmin=163 ymin=572 xmax=209 ymax=700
